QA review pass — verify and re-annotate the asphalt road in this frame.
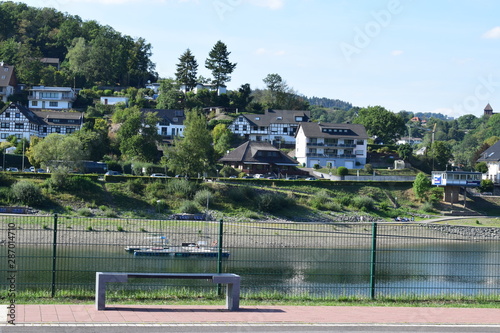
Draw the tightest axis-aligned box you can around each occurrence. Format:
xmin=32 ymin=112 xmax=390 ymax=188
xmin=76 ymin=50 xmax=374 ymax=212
xmin=2 ymin=325 xmax=500 ymax=333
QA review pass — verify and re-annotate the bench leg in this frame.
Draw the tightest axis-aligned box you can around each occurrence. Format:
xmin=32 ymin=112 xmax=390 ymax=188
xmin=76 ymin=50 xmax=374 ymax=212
xmin=96 ymin=273 xmax=128 ymax=310
xmin=225 ymin=281 xmax=240 ymax=311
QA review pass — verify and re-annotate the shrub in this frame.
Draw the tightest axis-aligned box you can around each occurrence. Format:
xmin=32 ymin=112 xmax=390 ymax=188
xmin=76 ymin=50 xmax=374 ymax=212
xmin=313 ymin=164 xmax=321 ymax=170
xmin=334 ymin=193 xmax=352 ymax=207
xmin=178 ymin=200 xmax=200 ymax=214
xmin=225 ymin=186 xmax=255 ymax=203
xmin=429 ymin=187 xmax=443 ymax=203
xmin=77 ymin=208 xmax=93 ymax=217
xmin=65 ymin=176 xmax=99 ymax=192
xmin=220 ymin=165 xmax=238 ymax=177
xmin=194 ymin=189 xmax=214 ymax=207
xmin=11 ymin=180 xmax=42 ymax=206
xmin=166 ymin=179 xmax=198 ymax=199
xmin=337 ymin=166 xmax=348 ymax=176
xmin=479 ymin=179 xmax=494 ymax=193
xmin=126 ymin=178 xmax=143 ymax=193
xmin=256 ymin=192 xmax=293 ymax=213
xmin=364 ymin=164 xmax=374 ymax=174
xmin=308 ymin=190 xmax=331 ymax=210
xmin=145 ymin=182 xmax=167 ymax=199
xmin=351 ymin=195 xmax=374 ymax=211
xmin=421 ymin=202 xmax=435 ymax=213
xmin=0 ymin=187 xmax=12 ymax=203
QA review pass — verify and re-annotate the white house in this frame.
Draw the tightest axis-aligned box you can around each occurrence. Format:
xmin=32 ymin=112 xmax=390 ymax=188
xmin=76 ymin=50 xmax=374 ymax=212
xmin=476 ymin=140 xmax=500 ymax=183
xmin=179 ymin=83 xmax=226 ymax=95
xmin=141 ymin=109 xmax=185 ymax=139
xmin=28 ymin=86 xmax=77 ymax=110
xmin=229 ymin=109 xmax=311 ymax=146
xmin=0 ymin=103 xmax=83 ymax=141
xmin=0 ymin=62 xmax=16 ymax=103
xmin=100 ymin=96 xmax=129 ymax=106
xmin=396 ymin=136 xmax=423 ymax=145
xmin=295 ymin=122 xmax=369 ymax=169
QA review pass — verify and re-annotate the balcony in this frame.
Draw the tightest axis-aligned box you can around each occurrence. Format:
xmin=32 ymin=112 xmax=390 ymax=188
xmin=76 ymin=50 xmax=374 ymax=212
xmin=306 ymin=142 xmax=356 ymax=148
xmin=28 ymin=95 xmax=76 ymax=101
xmin=306 ymin=153 xmax=357 ymax=159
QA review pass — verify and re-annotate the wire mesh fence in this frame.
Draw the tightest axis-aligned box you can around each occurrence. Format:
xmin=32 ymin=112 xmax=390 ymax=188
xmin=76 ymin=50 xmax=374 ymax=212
xmin=1 ymin=214 xmax=499 ymax=300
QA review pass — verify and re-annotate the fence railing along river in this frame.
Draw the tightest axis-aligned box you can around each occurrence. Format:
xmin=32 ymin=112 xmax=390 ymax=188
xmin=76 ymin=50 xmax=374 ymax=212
xmin=1 ymin=214 xmax=499 ymax=300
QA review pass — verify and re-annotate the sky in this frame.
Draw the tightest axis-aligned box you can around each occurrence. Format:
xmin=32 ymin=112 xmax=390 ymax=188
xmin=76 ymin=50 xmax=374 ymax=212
xmin=15 ymin=0 xmax=500 ymax=118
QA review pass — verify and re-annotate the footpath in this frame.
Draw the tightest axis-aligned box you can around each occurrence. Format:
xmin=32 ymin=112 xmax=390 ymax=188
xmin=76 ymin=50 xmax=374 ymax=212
xmin=3 ymin=304 xmax=500 ymax=326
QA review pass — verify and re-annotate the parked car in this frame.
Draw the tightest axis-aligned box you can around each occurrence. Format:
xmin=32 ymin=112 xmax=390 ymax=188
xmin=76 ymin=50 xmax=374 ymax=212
xmin=266 ymin=176 xmax=277 ymax=179
xmin=6 ymin=167 xmax=19 ymax=172
xmin=36 ymin=168 xmax=46 ymax=173
xmin=150 ymin=173 xmax=167 ymax=178
xmin=105 ymin=170 xmax=121 ymax=176
xmin=242 ymin=175 xmax=254 ymax=179
xmin=305 ymin=177 xmax=317 ymax=180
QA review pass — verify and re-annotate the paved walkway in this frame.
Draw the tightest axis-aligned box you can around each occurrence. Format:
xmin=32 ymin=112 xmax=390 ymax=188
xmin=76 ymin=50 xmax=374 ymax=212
xmin=4 ymin=304 xmax=500 ymax=325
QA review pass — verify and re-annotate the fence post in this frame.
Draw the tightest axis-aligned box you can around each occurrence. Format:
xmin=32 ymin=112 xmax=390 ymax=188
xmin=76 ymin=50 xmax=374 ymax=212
xmin=217 ymin=219 xmax=224 ymax=296
xmin=370 ymin=222 xmax=377 ymax=300
xmin=51 ymin=213 xmax=58 ymax=298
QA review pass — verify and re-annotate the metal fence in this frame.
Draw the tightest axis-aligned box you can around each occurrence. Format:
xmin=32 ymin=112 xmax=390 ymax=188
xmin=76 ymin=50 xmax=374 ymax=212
xmin=1 ymin=214 xmax=499 ymax=299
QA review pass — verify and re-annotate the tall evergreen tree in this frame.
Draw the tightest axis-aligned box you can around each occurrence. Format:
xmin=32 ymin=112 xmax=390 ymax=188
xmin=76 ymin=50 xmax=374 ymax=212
xmin=175 ymin=49 xmax=198 ymax=91
xmin=205 ymin=40 xmax=237 ymax=91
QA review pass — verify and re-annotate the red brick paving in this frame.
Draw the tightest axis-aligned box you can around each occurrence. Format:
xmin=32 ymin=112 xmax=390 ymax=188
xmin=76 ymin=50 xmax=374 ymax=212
xmin=9 ymin=304 xmax=500 ymax=325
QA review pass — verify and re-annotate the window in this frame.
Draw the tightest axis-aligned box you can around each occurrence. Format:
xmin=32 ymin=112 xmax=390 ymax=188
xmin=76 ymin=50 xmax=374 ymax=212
xmin=53 ymin=127 xmax=61 ymax=133
xmin=5 ymin=112 xmax=10 ymax=118
xmin=242 ymin=125 xmax=247 ymax=131
xmin=14 ymin=123 xmax=23 ymax=129
xmin=260 ymin=126 xmax=265 ymax=131
xmin=49 ymin=102 xmax=58 ymax=107
xmin=32 ymin=101 xmax=38 ymax=106
xmin=15 ymin=134 xmax=22 ymax=139
xmin=0 ymin=133 xmax=7 ymax=139
xmin=283 ymin=127 xmax=288 ymax=133
xmin=357 ymin=140 xmax=364 ymax=145
xmin=15 ymin=113 xmax=20 ymax=118
xmin=66 ymin=127 xmax=75 ymax=134
xmin=67 ymin=119 xmax=75 ymax=123
xmin=253 ymin=126 xmax=258 ymax=131
xmin=356 ymin=150 xmax=364 ymax=155
xmin=42 ymin=127 xmax=47 ymax=133
xmin=234 ymin=125 xmax=239 ymax=131
xmin=1 ymin=122 xmax=9 ymax=129
xmin=238 ymin=117 xmax=244 ymax=121
xmin=295 ymin=116 xmax=303 ymax=121
xmin=52 ymin=119 xmax=60 ymax=123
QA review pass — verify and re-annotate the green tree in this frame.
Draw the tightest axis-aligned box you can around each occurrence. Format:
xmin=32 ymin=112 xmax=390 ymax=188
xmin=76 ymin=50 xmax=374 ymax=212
xmin=156 ymin=78 xmax=183 ymax=109
xmin=175 ymin=49 xmax=198 ymax=91
xmin=205 ymin=40 xmax=237 ymax=90
xmin=116 ymin=107 xmax=160 ymax=162
xmin=429 ymin=141 xmax=452 ymax=170
xmin=353 ymin=106 xmax=406 ymax=144
xmin=413 ymin=172 xmax=431 ymax=201
xmin=475 ymin=161 xmax=488 ymax=173
xmin=212 ymin=123 xmax=232 ymax=159
xmin=397 ymin=143 xmax=413 ymax=161
xmin=28 ymin=134 xmax=87 ymax=171
xmin=229 ymin=83 xmax=254 ymax=111
xmin=164 ymin=109 xmax=215 ymax=177
xmin=73 ymin=118 xmax=110 ymax=161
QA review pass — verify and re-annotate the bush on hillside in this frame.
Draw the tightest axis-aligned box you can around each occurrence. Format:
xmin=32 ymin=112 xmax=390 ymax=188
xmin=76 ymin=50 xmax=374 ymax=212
xmin=337 ymin=166 xmax=348 ymax=176
xmin=11 ymin=180 xmax=43 ymax=206
xmin=178 ymin=200 xmax=200 ymax=214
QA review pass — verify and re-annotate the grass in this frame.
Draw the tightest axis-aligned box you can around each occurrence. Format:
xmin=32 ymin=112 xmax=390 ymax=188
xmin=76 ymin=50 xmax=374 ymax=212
xmin=10 ymin=289 xmax=500 ymax=308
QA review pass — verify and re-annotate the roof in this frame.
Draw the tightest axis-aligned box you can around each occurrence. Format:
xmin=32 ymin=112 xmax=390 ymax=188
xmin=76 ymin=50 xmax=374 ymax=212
xmin=0 ymin=63 xmax=16 ymax=87
xmin=484 ymin=103 xmax=493 ymax=111
xmin=297 ymin=122 xmax=368 ymax=139
xmin=219 ymin=141 xmax=298 ymax=166
xmin=0 ymin=103 xmax=44 ymax=125
xmin=32 ymin=110 xmax=83 ymax=126
xmin=141 ymin=109 xmax=185 ymax=125
xmin=477 ymin=140 xmax=500 ymax=162
xmin=239 ymin=109 xmax=311 ymax=127
xmin=29 ymin=86 xmax=74 ymax=92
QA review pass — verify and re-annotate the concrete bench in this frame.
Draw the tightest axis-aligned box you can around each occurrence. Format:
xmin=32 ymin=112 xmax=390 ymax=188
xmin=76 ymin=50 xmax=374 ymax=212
xmin=95 ymin=272 xmax=240 ymax=311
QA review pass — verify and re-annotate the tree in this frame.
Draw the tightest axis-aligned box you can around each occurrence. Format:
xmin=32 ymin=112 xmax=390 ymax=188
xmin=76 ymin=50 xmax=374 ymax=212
xmin=73 ymin=118 xmax=110 ymax=161
xmin=475 ymin=161 xmax=488 ymax=173
xmin=212 ymin=123 xmax=232 ymax=159
xmin=164 ymin=109 xmax=215 ymax=177
xmin=429 ymin=141 xmax=452 ymax=170
xmin=413 ymin=172 xmax=431 ymax=201
xmin=229 ymin=83 xmax=254 ymax=111
xmin=27 ymin=134 xmax=87 ymax=171
xmin=397 ymin=143 xmax=413 ymax=161
xmin=353 ymin=106 xmax=406 ymax=144
xmin=175 ymin=49 xmax=198 ymax=91
xmin=156 ymin=78 xmax=183 ymax=109
xmin=115 ymin=107 xmax=160 ymax=162
xmin=205 ymin=40 xmax=237 ymax=90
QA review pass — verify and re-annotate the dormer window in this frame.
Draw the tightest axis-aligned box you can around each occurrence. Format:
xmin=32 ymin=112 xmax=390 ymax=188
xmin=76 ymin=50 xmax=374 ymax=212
xmin=295 ymin=116 xmax=303 ymax=121
xmin=255 ymin=117 xmax=260 ymax=120
xmin=277 ymin=117 xmax=283 ymax=120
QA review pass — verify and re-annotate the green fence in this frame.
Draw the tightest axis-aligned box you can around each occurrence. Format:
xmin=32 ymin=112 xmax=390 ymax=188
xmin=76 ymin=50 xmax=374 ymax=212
xmin=1 ymin=214 xmax=499 ymax=300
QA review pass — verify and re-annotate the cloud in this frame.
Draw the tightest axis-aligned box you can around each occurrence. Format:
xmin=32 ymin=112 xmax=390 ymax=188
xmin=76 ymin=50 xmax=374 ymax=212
xmin=391 ymin=50 xmax=404 ymax=56
xmin=247 ymin=0 xmax=285 ymax=10
xmin=482 ymin=27 xmax=500 ymax=39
